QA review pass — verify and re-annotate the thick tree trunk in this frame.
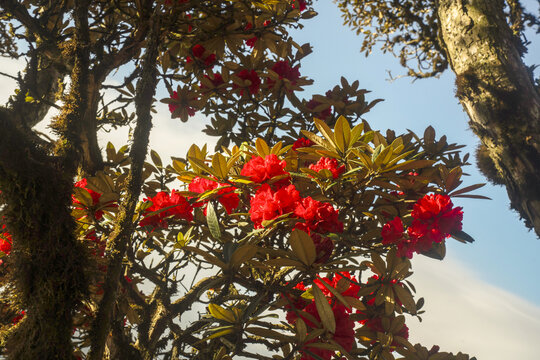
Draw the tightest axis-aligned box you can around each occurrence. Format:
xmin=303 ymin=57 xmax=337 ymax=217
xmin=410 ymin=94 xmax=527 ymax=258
xmin=0 ymin=112 xmax=87 ymax=359
xmin=437 ymin=0 xmax=540 ymax=237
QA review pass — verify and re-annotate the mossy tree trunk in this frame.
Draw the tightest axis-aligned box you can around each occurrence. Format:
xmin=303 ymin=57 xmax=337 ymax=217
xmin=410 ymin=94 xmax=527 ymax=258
xmin=437 ymin=0 xmax=540 ymax=236
xmin=0 ymin=113 xmax=88 ymax=359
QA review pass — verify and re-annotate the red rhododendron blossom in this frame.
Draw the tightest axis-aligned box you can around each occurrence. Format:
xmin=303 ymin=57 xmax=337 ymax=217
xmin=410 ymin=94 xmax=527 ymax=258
xmin=0 ymin=225 xmax=12 ymax=254
xmin=285 ymin=281 xmax=356 ymax=360
xmin=200 ymin=73 xmax=225 ymax=90
xmin=291 ymin=0 xmax=307 ymax=11
xmin=189 ymin=44 xmax=216 ymax=68
xmin=0 ymin=225 xmax=12 ymax=265
xmin=294 ymin=197 xmax=343 ymax=234
xmin=299 ymin=304 xmax=355 ymax=360
xmin=168 ymin=91 xmax=196 ymax=118
xmin=292 ymin=137 xmax=313 ymax=150
xmin=410 ymin=193 xmax=462 ymax=240
xmin=314 ymin=272 xmax=360 ymax=307
xmin=267 ymin=61 xmax=301 ymax=88
xmin=188 ymin=177 xmax=239 ymax=214
xmin=310 ymin=233 xmax=334 ymax=263
xmin=363 ymin=317 xmax=410 ymax=349
xmin=73 ymin=178 xmax=107 ymax=220
xmin=309 ymin=157 xmax=345 ymax=179
xmin=12 ymin=310 xmax=26 ymax=325
xmin=245 ymin=36 xmax=258 ymax=48
xmin=381 ymin=217 xmax=404 ymax=245
xmin=306 ymin=98 xmax=332 ymax=120
xmin=139 ymin=190 xmax=193 ymax=228
xmin=249 ymin=184 xmax=300 ymax=228
xmin=233 ymin=69 xmax=261 ymax=95
xmin=240 ymin=154 xmax=290 ymax=188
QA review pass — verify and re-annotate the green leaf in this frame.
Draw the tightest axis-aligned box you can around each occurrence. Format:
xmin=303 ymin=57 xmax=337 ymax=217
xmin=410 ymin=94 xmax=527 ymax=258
xmin=150 ymin=150 xmax=162 ymax=168
xmin=289 ymin=229 xmax=316 ymax=266
xmin=245 ymin=327 xmax=292 ymax=342
xmin=393 ymin=284 xmax=417 ymax=314
xmin=451 ymin=230 xmax=475 ymax=243
xmin=229 ymin=245 xmax=258 ymax=268
xmin=313 ymin=118 xmax=337 ymax=150
xmin=206 ymin=202 xmax=221 ymax=240
xmin=312 ymin=285 xmax=335 ymax=334
xmin=421 ymin=241 xmax=446 ymax=261
xmin=255 ymin=138 xmax=270 ymax=157
xmin=316 ymin=277 xmax=351 ymax=310
xmin=208 ymin=304 xmax=236 ymax=323
xmin=334 ymin=116 xmax=351 ymax=153
xmin=211 ymin=153 xmax=228 ymax=179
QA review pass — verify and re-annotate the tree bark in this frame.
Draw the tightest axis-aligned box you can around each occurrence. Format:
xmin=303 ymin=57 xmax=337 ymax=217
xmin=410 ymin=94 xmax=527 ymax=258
xmin=0 ymin=111 xmax=88 ymax=359
xmin=437 ymin=0 xmax=540 ymax=236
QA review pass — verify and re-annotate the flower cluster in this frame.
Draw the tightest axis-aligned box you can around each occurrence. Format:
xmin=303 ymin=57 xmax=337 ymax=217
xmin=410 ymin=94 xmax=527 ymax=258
xmin=168 ymin=90 xmax=197 ymax=119
xmin=188 ymin=176 xmax=239 ymax=214
xmin=267 ymin=60 xmax=301 ymax=88
xmin=292 ymin=137 xmax=313 ymax=150
xmin=285 ymin=272 xmax=360 ymax=360
xmin=0 ymin=224 xmax=12 ymax=265
xmin=381 ymin=194 xmax=463 ymax=258
xmin=294 ymin=196 xmax=343 ymax=234
xmin=240 ymin=154 xmax=290 ymax=187
xmin=306 ymin=97 xmax=332 ymax=120
xmin=234 ymin=69 xmax=261 ymax=95
xmin=139 ymin=190 xmax=193 ymax=228
xmin=244 ymin=155 xmax=343 ymax=236
xmin=355 ymin=275 xmax=410 ymax=350
xmin=249 ymin=184 xmax=300 ymax=228
xmin=73 ymin=178 xmax=106 ymax=220
xmin=309 ymin=157 xmax=345 ymax=179
xmin=186 ymin=44 xmax=216 ymax=68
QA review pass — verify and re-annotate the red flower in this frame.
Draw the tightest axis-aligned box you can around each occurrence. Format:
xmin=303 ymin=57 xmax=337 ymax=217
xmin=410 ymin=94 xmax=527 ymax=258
xmin=188 ymin=177 xmax=239 ymax=214
xmin=0 ymin=225 xmax=12 ymax=255
xmin=294 ymin=197 xmax=343 ymax=234
xmin=12 ymin=310 xmax=26 ymax=325
xmin=189 ymin=44 xmax=216 ymax=68
xmin=200 ymin=73 xmax=225 ymax=90
xmin=234 ymin=69 xmax=261 ymax=95
xmin=310 ymin=233 xmax=334 ymax=263
xmin=299 ymin=304 xmax=355 ymax=360
xmin=285 ymin=278 xmax=356 ymax=360
xmin=309 ymin=157 xmax=345 ymax=179
xmin=291 ymin=0 xmax=307 ymax=12
xmin=168 ymin=91 xmax=196 ymax=117
xmin=292 ymin=138 xmax=313 ymax=150
xmin=364 ymin=317 xmax=409 ymax=346
xmin=240 ymin=154 xmax=290 ymax=188
xmin=392 ymin=194 xmax=463 ymax=258
xmin=0 ymin=225 xmax=12 ymax=265
xmin=249 ymin=184 xmax=300 ymax=228
xmin=410 ymin=193 xmax=463 ymax=241
xmin=139 ymin=190 xmax=193 ymax=228
xmin=245 ymin=36 xmax=258 ymax=48
xmin=73 ymin=178 xmax=109 ymax=220
xmin=306 ymin=98 xmax=332 ymax=120
xmin=314 ymin=272 xmax=360 ymax=305
xmin=267 ymin=61 xmax=301 ymax=88
xmin=381 ymin=217 xmax=404 ymax=245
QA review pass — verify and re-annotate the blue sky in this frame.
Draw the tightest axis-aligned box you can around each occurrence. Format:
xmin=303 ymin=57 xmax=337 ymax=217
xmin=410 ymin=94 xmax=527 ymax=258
xmin=1 ymin=1 xmax=539 ymax=358
xmin=292 ymin=0 xmax=540 ymax=303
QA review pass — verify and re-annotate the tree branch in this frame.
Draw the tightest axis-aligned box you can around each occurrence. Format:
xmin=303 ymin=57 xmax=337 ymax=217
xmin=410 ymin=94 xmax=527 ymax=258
xmin=87 ymin=9 xmax=161 ymax=359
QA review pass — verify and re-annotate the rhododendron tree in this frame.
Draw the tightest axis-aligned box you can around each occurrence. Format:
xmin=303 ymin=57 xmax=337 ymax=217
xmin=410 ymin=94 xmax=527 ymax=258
xmin=0 ymin=0 xmax=482 ymax=359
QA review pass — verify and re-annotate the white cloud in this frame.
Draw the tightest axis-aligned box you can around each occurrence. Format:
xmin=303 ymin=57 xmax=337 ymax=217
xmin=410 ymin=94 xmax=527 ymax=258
xmin=406 ymin=255 xmax=540 ymax=359
xmin=0 ymin=58 xmax=25 ymax=104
